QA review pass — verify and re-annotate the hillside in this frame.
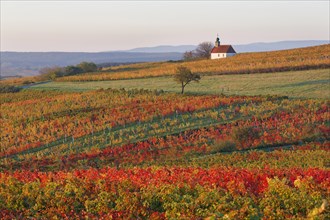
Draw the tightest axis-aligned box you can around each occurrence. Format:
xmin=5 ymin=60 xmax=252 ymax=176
xmin=1 ymin=89 xmax=329 ymax=219
xmin=56 ymin=44 xmax=330 ymax=82
xmin=2 ymin=44 xmax=329 ymax=220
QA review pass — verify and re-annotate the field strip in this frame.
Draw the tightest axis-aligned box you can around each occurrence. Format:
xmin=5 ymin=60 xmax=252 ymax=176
xmin=28 ymin=69 xmax=330 ymax=99
xmin=2 ymin=103 xmax=248 ymax=160
xmin=134 ymin=139 xmax=330 ymax=168
xmin=6 ymin=115 xmax=244 ymax=161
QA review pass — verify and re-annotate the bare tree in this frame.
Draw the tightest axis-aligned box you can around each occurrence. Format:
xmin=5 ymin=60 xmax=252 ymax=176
xmin=183 ymin=51 xmax=195 ymax=61
xmin=195 ymin=42 xmax=214 ymax=59
xmin=174 ymin=66 xmax=201 ymax=94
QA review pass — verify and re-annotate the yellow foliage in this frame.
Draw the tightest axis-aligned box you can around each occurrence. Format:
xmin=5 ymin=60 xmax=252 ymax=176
xmin=57 ymin=44 xmax=330 ymax=82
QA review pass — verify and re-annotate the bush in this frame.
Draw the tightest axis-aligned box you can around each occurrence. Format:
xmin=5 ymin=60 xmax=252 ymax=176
xmin=77 ymin=62 xmax=98 ymax=72
xmin=22 ymin=80 xmax=35 ymax=85
xmin=39 ymin=66 xmax=65 ymax=80
xmin=64 ymin=66 xmax=83 ymax=76
xmin=232 ymin=126 xmax=261 ymax=144
xmin=210 ymin=140 xmax=236 ymax=153
xmin=0 ymin=85 xmax=22 ymax=93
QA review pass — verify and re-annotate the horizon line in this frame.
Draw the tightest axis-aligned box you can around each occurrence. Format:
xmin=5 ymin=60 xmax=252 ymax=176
xmin=1 ymin=39 xmax=329 ymax=53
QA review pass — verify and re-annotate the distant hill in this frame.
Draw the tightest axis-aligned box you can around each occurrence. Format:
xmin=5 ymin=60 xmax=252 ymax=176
xmin=126 ymin=45 xmax=197 ymax=53
xmin=122 ymin=40 xmax=328 ymax=53
xmin=233 ymin=40 xmax=329 ymax=53
xmin=0 ymin=52 xmax=182 ymax=77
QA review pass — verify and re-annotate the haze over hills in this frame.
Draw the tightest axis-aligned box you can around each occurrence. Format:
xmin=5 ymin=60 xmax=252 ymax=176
xmin=0 ymin=52 xmax=182 ymax=77
xmin=125 ymin=45 xmax=197 ymax=53
xmin=1 ymin=40 xmax=328 ymax=77
xmin=125 ymin=40 xmax=329 ymax=53
xmin=233 ymin=40 xmax=329 ymax=53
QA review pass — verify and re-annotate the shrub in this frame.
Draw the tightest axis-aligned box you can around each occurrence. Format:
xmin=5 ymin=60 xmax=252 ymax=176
xmin=210 ymin=140 xmax=237 ymax=153
xmin=232 ymin=126 xmax=261 ymax=145
xmin=22 ymin=80 xmax=35 ymax=85
xmin=0 ymin=85 xmax=22 ymax=93
xmin=77 ymin=62 xmax=98 ymax=73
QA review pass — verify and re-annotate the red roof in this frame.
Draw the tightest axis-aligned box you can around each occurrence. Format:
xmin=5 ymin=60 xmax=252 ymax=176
xmin=211 ymin=45 xmax=236 ymax=53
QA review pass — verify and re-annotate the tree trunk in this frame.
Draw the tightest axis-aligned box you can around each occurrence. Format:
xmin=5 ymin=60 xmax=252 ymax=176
xmin=181 ymin=82 xmax=184 ymax=94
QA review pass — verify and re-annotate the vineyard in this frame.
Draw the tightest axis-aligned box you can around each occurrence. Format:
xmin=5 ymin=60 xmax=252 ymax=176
xmin=56 ymin=44 xmax=330 ymax=82
xmin=0 ymin=89 xmax=329 ymax=219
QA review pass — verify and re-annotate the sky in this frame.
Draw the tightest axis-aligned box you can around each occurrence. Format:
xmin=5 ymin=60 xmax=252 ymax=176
xmin=1 ymin=1 xmax=329 ymax=52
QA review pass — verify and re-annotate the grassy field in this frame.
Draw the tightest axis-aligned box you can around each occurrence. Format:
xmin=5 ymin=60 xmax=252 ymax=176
xmin=30 ymin=68 xmax=330 ymax=99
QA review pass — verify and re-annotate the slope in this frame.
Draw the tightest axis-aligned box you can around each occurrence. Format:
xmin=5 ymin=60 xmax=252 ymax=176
xmin=56 ymin=44 xmax=330 ymax=82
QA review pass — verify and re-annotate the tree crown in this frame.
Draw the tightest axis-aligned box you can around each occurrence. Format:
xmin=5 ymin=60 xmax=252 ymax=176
xmin=174 ymin=66 xmax=201 ymax=84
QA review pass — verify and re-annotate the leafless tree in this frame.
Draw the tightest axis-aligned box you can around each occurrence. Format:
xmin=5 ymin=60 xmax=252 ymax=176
xmin=183 ymin=51 xmax=195 ymax=61
xmin=195 ymin=42 xmax=214 ymax=59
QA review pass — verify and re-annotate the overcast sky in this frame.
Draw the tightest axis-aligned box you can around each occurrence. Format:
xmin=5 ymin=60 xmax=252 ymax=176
xmin=1 ymin=1 xmax=329 ymax=52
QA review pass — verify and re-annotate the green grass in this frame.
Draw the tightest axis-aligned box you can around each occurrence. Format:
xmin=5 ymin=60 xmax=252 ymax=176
xmin=29 ymin=69 xmax=330 ymax=99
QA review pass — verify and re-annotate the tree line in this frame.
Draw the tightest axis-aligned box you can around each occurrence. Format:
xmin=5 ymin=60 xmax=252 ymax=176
xmin=39 ymin=62 xmax=98 ymax=80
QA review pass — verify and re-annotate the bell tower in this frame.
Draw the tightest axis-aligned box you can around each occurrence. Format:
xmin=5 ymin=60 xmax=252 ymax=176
xmin=215 ymin=34 xmax=220 ymax=47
